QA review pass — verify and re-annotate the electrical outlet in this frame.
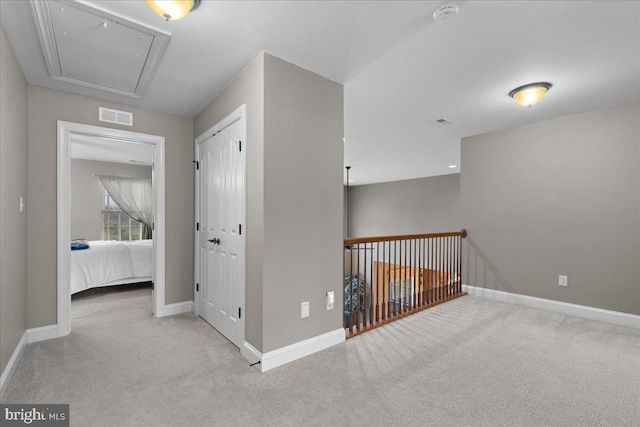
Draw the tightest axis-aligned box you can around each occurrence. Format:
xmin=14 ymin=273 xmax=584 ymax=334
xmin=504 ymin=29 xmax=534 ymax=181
xmin=301 ymin=301 xmax=310 ymax=318
xmin=559 ymin=275 xmax=568 ymax=287
xmin=326 ymin=291 xmax=334 ymax=310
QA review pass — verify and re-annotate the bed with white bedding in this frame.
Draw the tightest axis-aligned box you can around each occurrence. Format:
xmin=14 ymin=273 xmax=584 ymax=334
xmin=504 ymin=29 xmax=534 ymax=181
xmin=71 ymin=240 xmax=153 ymax=294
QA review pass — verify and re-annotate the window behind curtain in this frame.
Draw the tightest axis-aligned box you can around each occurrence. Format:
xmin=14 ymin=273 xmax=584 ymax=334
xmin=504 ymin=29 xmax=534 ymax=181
xmin=102 ymin=188 xmax=144 ymax=241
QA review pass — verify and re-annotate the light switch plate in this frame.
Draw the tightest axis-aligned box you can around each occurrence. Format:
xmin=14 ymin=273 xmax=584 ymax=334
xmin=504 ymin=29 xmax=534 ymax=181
xmin=301 ymin=301 xmax=310 ymax=318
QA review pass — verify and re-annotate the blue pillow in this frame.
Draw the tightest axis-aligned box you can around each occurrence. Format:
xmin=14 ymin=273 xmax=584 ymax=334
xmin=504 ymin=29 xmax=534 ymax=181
xmin=71 ymin=240 xmax=89 ymax=250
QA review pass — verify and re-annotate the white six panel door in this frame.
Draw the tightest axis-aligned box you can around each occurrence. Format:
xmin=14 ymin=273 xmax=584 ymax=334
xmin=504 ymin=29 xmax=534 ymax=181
xmin=197 ymin=118 xmax=244 ymax=348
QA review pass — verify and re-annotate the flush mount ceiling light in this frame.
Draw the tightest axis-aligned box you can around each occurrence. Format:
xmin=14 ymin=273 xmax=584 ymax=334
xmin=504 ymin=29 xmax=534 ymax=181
xmin=509 ymin=82 xmax=552 ymax=107
xmin=145 ymin=0 xmax=201 ymax=21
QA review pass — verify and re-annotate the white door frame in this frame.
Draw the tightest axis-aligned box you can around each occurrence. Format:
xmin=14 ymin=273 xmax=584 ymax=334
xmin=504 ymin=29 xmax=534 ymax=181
xmin=193 ymin=105 xmax=246 ymax=340
xmin=57 ymin=120 xmax=166 ymax=337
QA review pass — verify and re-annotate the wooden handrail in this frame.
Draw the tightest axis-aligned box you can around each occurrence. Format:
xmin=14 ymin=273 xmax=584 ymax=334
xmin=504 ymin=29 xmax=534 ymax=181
xmin=343 ymin=229 xmax=468 ymax=338
xmin=344 ymin=229 xmax=467 ymax=245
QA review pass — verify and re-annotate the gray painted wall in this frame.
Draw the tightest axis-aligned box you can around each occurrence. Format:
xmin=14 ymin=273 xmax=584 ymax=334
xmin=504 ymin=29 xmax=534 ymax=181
xmin=262 ymin=54 xmax=343 ymax=352
xmin=347 ymin=174 xmax=461 ymax=238
xmin=194 ymin=53 xmax=343 ymax=353
xmin=461 ymin=102 xmax=640 ymax=315
xmin=194 ymin=53 xmax=265 ymax=351
xmin=0 ymin=25 xmax=28 ymax=374
xmin=70 ymin=160 xmax=152 ymax=241
xmin=27 ymin=86 xmax=194 ymax=328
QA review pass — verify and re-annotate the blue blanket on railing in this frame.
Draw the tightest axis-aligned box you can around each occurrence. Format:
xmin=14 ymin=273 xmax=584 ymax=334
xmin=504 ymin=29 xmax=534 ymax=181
xmin=71 ymin=240 xmax=90 ymax=251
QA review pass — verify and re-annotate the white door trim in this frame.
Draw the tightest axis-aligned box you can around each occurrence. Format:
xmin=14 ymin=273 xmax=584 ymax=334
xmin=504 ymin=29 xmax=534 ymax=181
xmin=194 ymin=105 xmax=247 ymax=146
xmin=194 ymin=105 xmax=246 ymax=336
xmin=57 ymin=121 xmax=166 ymax=337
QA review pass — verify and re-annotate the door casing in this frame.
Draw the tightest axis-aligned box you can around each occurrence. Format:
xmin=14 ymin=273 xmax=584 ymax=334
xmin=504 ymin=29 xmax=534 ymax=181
xmin=57 ymin=120 xmax=166 ymax=338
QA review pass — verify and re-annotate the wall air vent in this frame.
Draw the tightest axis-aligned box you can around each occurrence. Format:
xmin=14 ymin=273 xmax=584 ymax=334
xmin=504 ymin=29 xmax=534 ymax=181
xmin=435 ymin=118 xmax=454 ymax=126
xmin=99 ymin=107 xmax=133 ymax=126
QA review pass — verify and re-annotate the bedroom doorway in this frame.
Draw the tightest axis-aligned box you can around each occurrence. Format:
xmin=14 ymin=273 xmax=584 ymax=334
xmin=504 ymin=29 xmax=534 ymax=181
xmin=194 ymin=105 xmax=246 ymax=348
xmin=57 ymin=121 xmax=166 ymax=337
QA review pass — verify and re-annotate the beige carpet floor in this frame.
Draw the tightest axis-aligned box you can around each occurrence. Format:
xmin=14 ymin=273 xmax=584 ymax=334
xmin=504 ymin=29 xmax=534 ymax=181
xmin=3 ymin=286 xmax=640 ymax=426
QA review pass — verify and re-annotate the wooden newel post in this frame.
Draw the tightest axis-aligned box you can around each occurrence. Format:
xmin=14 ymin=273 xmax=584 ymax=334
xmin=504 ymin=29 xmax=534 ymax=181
xmin=460 ymin=229 xmax=467 ymax=238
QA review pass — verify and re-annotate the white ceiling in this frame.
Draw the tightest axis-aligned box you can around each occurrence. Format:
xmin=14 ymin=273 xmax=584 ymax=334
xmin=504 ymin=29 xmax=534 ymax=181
xmin=345 ymin=1 xmax=640 ymax=183
xmin=2 ymin=1 xmax=639 ymax=185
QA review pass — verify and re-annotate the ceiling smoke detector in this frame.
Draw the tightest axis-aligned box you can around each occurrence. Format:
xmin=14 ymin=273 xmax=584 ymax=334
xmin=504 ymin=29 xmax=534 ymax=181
xmin=433 ymin=3 xmax=459 ymax=25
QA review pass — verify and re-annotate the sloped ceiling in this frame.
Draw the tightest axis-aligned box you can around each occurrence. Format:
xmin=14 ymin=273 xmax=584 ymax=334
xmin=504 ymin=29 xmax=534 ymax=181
xmin=1 ymin=1 xmax=639 ymax=184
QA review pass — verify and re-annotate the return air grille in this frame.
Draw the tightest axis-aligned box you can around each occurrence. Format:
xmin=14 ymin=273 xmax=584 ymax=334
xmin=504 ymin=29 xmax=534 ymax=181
xmin=99 ymin=107 xmax=133 ymax=126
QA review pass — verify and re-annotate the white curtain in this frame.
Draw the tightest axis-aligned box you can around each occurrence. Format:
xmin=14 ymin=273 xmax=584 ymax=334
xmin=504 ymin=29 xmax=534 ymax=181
xmin=99 ymin=175 xmax=153 ymax=239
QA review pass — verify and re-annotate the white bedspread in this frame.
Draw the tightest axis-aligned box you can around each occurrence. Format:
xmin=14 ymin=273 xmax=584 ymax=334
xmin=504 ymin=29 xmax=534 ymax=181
xmin=71 ymin=240 xmax=153 ymax=294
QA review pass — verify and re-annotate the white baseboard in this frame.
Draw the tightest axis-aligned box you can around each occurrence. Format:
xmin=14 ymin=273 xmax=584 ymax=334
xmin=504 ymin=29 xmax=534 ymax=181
xmin=243 ymin=328 xmax=346 ymax=373
xmin=157 ymin=301 xmax=193 ymax=317
xmin=0 ymin=332 xmax=28 ymax=400
xmin=240 ymin=341 xmax=262 ymax=366
xmin=0 ymin=323 xmax=61 ymax=400
xmin=27 ymin=324 xmax=60 ymax=343
xmin=463 ymin=285 xmax=640 ymax=330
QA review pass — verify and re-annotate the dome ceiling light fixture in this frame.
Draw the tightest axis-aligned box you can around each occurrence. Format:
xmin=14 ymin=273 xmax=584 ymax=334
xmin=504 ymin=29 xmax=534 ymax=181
xmin=509 ymin=82 xmax=553 ymax=107
xmin=145 ymin=0 xmax=201 ymax=21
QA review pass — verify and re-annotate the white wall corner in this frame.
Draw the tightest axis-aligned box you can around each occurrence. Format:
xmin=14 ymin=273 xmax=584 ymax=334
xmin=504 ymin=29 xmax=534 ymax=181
xmin=258 ymin=328 xmax=346 ymax=373
xmin=158 ymin=301 xmax=193 ymax=317
xmin=462 ymin=284 xmax=640 ymax=330
xmin=0 ymin=332 xmax=28 ymax=400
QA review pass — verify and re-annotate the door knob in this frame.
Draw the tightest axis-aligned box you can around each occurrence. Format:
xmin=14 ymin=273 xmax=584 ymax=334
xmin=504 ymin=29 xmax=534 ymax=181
xmin=208 ymin=238 xmax=220 ymax=245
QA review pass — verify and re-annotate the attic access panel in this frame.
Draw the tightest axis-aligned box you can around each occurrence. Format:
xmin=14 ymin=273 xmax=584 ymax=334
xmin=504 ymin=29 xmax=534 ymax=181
xmin=30 ymin=0 xmax=170 ymax=98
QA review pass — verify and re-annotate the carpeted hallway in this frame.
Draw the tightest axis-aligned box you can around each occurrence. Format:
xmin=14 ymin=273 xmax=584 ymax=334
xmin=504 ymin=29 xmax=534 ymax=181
xmin=2 ymin=287 xmax=639 ymax=426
